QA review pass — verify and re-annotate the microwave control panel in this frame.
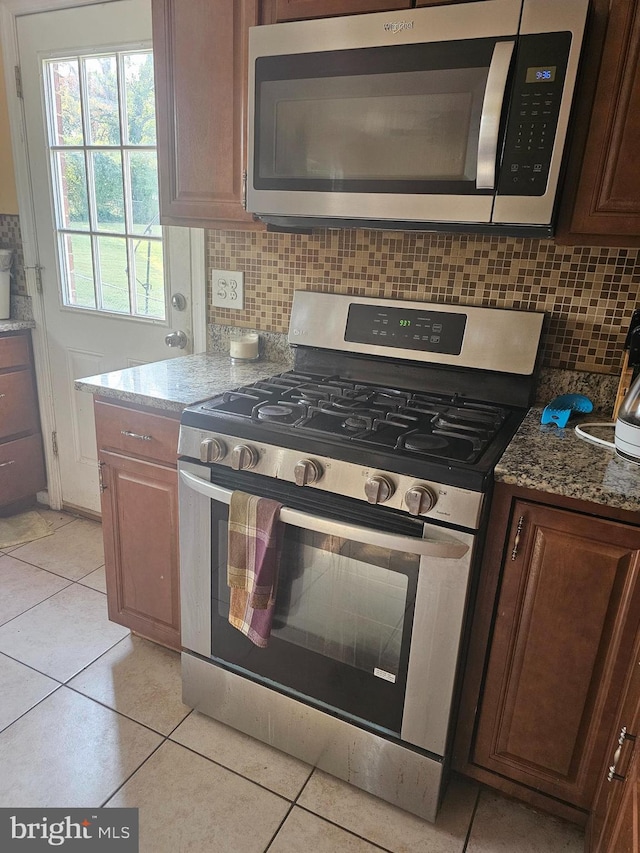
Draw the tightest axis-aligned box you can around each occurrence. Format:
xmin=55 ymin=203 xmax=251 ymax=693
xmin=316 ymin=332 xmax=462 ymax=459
xmin=498 ymin=32 xmax=572 ymax=196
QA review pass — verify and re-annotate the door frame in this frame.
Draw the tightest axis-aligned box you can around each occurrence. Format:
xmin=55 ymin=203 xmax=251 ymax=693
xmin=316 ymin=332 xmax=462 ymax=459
xmin=0 ymin=0 xmax=207 ymax=511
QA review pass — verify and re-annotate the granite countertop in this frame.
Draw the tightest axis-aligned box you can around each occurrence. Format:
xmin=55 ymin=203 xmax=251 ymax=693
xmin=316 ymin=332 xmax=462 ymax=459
xmin=0 ymin=320 xmax=36 ymax=333
xmin=495 ymin=408 xmax=640 ymax=514
xmin=75 ymin=352 xmax=291 ymax=413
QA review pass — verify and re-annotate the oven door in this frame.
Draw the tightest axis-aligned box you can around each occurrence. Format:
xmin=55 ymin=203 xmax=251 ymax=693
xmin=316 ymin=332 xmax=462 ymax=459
xmin=179 ymin=460 xmax=475 ymax=756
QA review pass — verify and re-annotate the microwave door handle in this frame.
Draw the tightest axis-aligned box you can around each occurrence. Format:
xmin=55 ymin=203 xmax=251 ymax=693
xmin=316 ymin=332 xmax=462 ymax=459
xmin=179 ymin=469 xmax=469 ymax=560
xmin=476 ymin=40 xmax=515 ymax=190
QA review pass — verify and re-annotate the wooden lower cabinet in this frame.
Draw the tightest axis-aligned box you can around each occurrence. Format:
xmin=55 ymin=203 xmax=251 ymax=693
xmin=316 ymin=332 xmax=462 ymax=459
xmin=0 ymin=330 xmax=46 ymax=511
xmin=454 ymin=484 xmax=640 ymax=824
xmin=95 ymin=400 xmax=181 ymax=651
xmin=588 ymin=626 xmax=640 ymax=852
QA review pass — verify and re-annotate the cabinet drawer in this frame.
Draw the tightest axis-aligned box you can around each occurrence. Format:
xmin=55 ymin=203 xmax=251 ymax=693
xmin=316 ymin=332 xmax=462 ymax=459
xmin=0 ymin=369 xmax=39 ymax=440
xmin=94 ymin=400 xmax=180 ymax=466
xmin=0 ymin=333 xmax=31 ymax=371
xmin=0 ymin=433 xmax=46 ymax=507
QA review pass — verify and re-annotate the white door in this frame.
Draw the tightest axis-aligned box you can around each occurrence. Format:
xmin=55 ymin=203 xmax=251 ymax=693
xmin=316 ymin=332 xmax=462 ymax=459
xmin=17 ymin=0 xmax=194 ymax=514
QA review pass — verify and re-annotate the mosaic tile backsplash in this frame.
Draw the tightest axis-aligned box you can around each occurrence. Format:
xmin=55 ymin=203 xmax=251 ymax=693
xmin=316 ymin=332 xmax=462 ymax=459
xmin=208 ymin=229 xmax=640 ymax=375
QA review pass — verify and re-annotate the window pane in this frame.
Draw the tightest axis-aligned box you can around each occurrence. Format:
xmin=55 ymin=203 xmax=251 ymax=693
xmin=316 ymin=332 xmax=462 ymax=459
xmin=129 ymin=151 xmax=160 ymax=236
xmin=55 ymin=152 xmax=89 ymax=230
xmin=93 ymin=150 xmax=125 ymax=232
xmin=46 ymin=48 xmax=166 ymax=321
xmin=61 ymin=233 xmax=95 ymax=308
xmin=47 ymin=59 xmax=83 ymax=146
xmin=132 ymin=238 xmax=165 ymax=319
xmin=85 ymin=55 xmax=120 ymax=145
xmin=124 ymin=52 xmax=156 ymax=145
xmin=97 ymin=236 xmax=130 ymax=312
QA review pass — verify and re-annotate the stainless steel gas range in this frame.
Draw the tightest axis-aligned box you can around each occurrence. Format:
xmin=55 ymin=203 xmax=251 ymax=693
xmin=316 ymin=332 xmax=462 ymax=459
xmin=177 ymin=291 xmax=544 ymax=821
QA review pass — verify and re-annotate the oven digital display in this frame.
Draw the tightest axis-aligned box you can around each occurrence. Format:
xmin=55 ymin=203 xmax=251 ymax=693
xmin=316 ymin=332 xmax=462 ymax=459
xmin=345 ymin=304 xmax=466 ymax=354
xmin=525 ymin=65 xmax=557 ymax=83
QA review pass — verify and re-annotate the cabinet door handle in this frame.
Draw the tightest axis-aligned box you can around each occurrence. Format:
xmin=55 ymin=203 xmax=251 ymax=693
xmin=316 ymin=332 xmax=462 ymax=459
xmin=608 ymin=726 xmax=636 ymax=782
xmin=120 ymin=430 xmax=152 ymax=441
xmin=98 ymin=461 xmax=107 ymax=493
xmin=0 ymin=459 xmax=15 ymax=468
xmin=0 ymin=393 xmax=5 ymax=399
xmin=510 ymin=515 xmax=525 ymax=560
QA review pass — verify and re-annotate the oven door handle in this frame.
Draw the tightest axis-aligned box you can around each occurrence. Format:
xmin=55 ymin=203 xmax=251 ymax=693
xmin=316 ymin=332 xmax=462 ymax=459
xmin=180 ymin=470 xmax=469 ymax=560
xmin=476 ymin=39 xmax=515 ymax=190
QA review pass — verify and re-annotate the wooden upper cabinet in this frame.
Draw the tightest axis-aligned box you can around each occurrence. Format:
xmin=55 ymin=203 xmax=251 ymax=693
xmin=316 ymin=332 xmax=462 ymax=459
xmin=559 ymin=0 xmax=640 ymax=244
xmin=473 ymin=499 xmax=640 ymax=813
xmin=152 ymin=0 xmax=262 ymax=229
xmin=260 ymin=0 xmax=411 ymax=23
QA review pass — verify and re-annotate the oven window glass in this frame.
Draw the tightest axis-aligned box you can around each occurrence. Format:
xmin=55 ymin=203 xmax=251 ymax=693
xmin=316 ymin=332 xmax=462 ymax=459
xmin=211 ymin=504 xmax=420 ymax=735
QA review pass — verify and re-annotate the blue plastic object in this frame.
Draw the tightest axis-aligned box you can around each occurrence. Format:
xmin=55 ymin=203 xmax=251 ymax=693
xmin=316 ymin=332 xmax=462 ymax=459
xmin=540 ymin=394 xmax=594 ymax=428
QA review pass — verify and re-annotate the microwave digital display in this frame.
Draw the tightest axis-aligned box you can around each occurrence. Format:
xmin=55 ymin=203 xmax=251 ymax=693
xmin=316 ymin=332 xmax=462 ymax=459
xmin=525 ymin=65 xmax=557 ymax=83
xmin=345 ymin=304 xmax=466 ymax=354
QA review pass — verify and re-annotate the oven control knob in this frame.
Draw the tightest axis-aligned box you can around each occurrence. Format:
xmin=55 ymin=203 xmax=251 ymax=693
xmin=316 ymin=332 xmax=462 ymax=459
xmin=364 ymin=475 xmax=395 ymax=504
xmin=404 ymin=486 xmax=437 ymax=516
xmin=294 ymin=459 xmax=323 ymax=486
xmin=200 ymin=438 xmax=227 ymax=463
xmin=230 ymin=444 xmax=258 ymax=471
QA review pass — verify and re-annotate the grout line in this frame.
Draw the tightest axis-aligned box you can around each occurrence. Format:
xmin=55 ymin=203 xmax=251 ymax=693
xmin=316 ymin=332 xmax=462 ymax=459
xmin=0 ymin=681 xmax=63 ymax=737
xmin=99 ymin=736 xmax=169 ymax=808
xmin=285 ymin=801 xmax=394 ymax=853
xmin=461 ymin=784 xmax=482 ymax=853
xmin=162 ymin=733 xmax=294 ymax=803
xmin=262 ymin=763 xmax=315 ymax=851
xmin=0 ymin=549 xmax=103 ymax=584
xmin=0 ymin=581 xmax=74 ymax=629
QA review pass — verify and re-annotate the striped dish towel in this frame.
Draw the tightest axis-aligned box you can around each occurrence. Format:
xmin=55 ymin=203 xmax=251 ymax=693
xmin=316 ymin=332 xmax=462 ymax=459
xmin=227 ymin=491 xmax=283 ymax=648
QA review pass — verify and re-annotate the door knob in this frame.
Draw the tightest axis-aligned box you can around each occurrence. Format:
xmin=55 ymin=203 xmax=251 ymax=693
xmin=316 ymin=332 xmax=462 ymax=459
xmin=165 ymin=330 xmax=188 ymax=349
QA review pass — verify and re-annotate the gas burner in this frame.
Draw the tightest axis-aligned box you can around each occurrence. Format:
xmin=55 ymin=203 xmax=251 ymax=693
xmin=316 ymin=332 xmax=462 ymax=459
xmin=442 ymin=406 xmax=505 ymax=427
xmin=256 ymin=404 xmax=298 ymax=422
xmin=434 ymin=417 xmax=487 ymax=436
xmin=403 ymin=433 xmax=450 ymax=453
xmin=297 ymin=388 xmax=330 ymax=402
xmin=330 ymin=395 xmax=372 ymax=411
xmin=343 ymin=415 xmax=372 ymax=432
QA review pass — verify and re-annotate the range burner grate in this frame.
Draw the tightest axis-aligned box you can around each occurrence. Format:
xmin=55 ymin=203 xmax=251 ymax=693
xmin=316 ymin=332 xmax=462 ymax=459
xmin=193 ymin=371 xmax=510 ymax=465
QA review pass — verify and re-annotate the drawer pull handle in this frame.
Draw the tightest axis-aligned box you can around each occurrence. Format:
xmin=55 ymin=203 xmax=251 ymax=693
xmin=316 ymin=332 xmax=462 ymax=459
xmin=0 ymin=460 xmax=16 ymax=468
xmin=608 ymin=726 xmax=636 ymax=782
xmin=121 ymin=430 xmax=152 ymax=442
xmin=0 ymin=393 xmax=5 ymax=398
xmin=510 ymin=515 xmax=525 ymax=560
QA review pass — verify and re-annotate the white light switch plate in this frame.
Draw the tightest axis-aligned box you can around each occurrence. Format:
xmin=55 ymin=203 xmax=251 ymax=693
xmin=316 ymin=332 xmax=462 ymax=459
xmin=211 ymin=269 xmax=244 ymax=309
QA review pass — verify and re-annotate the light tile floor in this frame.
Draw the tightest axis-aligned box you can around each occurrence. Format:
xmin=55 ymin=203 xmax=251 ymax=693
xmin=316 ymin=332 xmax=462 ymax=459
xmin=0 ymin=509 xmax=586 ymax=853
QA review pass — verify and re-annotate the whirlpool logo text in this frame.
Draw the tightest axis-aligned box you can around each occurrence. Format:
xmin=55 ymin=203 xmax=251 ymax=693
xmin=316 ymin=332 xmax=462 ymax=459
xmin=383 ymin=20 xmax=415 ymax=33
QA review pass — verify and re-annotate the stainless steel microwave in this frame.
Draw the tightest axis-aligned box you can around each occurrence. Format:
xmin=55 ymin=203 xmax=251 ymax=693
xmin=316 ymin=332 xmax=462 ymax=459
xmin=247 ymin=0 xmax=589 ymax=236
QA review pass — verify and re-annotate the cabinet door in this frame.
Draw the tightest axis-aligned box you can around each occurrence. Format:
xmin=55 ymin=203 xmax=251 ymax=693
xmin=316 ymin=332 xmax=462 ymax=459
xmin=260 ymin=0 xmax=411 ymax=22
xmin=473 ymin=501 xmax=640 ymax=811
xmin=0 ymin=435 xmax=46 ymax=508
xmin=100 ymin=449 xmax=181 ymax=651
xmin=565 ymin=0 xmax=640 ymax=240
xmin=153 ymin=0 xmax=261 ymax=228
xmin=588 ymin=629 xmax=640 ymax=852
xmin=0 ymin=369 xmax=40 ymax=441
